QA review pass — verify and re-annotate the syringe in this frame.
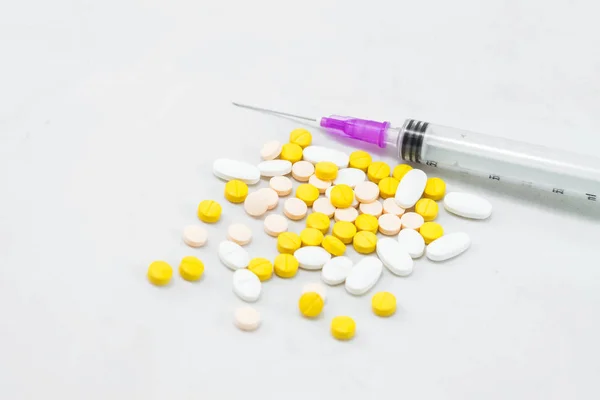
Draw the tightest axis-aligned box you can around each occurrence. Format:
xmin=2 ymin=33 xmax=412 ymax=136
xmin=232 ymin=102 xmax=600 ymax=203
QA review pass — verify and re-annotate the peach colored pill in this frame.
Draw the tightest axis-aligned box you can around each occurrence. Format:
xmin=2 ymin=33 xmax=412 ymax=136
xmin=261 ymin=140 xmax=282 ymax=160
xmin=359 ymin=200 xmax=383 ymax=217
xmin=244 ymin=191 xmax=269 ymax=217
xmin=257 ymin=187 xmax=279 ymax=210
xmin=354 ymin=181 xmax=380 ymax=204
xmin=264 ymin=214 xmax=289 ymax=237
xmin=382 ymin=198 xmax=406 ymax=217
xmin=334 ymin=207 xmax=359 ymax=223
xmin=309 ymin=174 xmax=332 ymax=193
xmin=284 ymin=198 xmax=308 ymax=220
xmin=291 ymin=161 xmax=315 ymax=182
xmin=401 ymin=212 xmax=425 ymax=230
xmin=378 ymin=214 xmax=402 ymax=235
xmin=227 ymin=223 xmax=252 ymax=246
xmin=269 ymin=176 xmax=293 ymax=196
xmin=312 ymin=197 xmax=336 ymax=218
xmin=183 ymin=225 xmax=208 ymax=248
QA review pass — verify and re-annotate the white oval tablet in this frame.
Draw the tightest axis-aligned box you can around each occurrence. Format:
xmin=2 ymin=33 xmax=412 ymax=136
xmin=303 ymin=146 xmax=349 ymax=168
xmin=345 ymin=257 xmax=383 ymax=295
xmin=321 ymin=256 xmax=353 ymax=285
xmin=218 ymin=240 xmax=250 ymax=270
xmin=334 ymin=168 xmax=366 ymax=188
xmin=376 ymin=238 xmax=414 ymax=276
xmin=444 ymin=192 xmax=492 ymax=220
xmin=234 ymin=306 xmax=261 ymax=331
xmin=213 ymin=159 xmax=261 ymax=185
xmin=294 ymin=246 xmax=332 ymax=270
xmin=397 ymin=228 xmax=425 ymax=258
xmin=232 ymin=269 xmax=261 ymax=302
xmin=426 ymin=232 xmax=471 ymax=261
xmin=395 ymin=169 xmax=427 ymax=208
xmin=257 ymin=160 xmax=292 ymax=177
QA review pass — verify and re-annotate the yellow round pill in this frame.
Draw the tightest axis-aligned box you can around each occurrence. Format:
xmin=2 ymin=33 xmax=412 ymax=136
xmin=280 ymin=142 xmax=303 ymax=163
xmin=299 ymin=292 xmax=324 ymax=318
xmin=296 ymin=183 xmax=320 ymax=206
xmin=315 ymin=161 xmax=338 ymax=181
xmin=367 ymin=161 xmax=391 ymax=184
xmin=224 ymin=179 xmax=248 ymax=203
xmin=322 ymin=235 xmax=346 ymax=256
xmin=331 ymin=316 xmax=356 ymax=340
xmin=424 ymin=177 xmax=446 ymax=201
xmin=197 ymin=200 xmax=222 ymax=223
xmin=372 ymin=292 xmax=397 ymax=317
xmin=274 ymin=254 xmax=299 ymax=278
xmin=300 ymin=228 xmax=324 ymax=247
xmin=353 ymin=231 xmax=378 ymax=254
xmin=306 ymin=212 xmax=331 ymax=234
xmin=147 ymin=261 xmax=173 ymax=286
xmin=178 ymin=256 xmax=204 ymax=281
xmin=420 ymin=222 xmax=444 ymax=244
xmin=415 ymin=198 xmax=439 ymax=221
xmin=332 ymin=221 xmax=357 ymax=244
xmin=378 ymin=177 xmax=400 ymax=199
xmin=392 ymin=164 xmax=413 ymax=181
xmin=354 ymin=214 xmax=379 ymax=234
xmin=277 ymin=232 xmax=302 ymax=254
xmin=330 ymin=184 xmax=354 ymax=208
xmin=248 ymin=257 xmax=274 ymax=281
xmin=349 ymin=150 xmax=372 ymax=172
xmin=289 ymin=128 xmax=312 ymax=148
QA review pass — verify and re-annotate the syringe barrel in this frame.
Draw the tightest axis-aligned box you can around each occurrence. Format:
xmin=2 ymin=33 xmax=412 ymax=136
xmin=386 ymin=119 xmax=600 ymax=202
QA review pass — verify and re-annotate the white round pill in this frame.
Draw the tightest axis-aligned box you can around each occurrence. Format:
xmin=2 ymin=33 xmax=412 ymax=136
xmin=261 ymin=140 xmax=282 ymax=160
xmin=270 ymin=176 xmax=293 ymax=196
xmin=257 ymin=187 xmax=279 ymax=210
xmin=283 ymin=198 xmax=308 ymax=220
xmin=309 ymin=174 xmax=332 ymax=193
xmin=264 ymin=214 xmax=289 ymax=237
xmin=378 ymin=213 xmax=402 ymax=235
xmin=382 ymin=198 xmax=405 ymax=216
xmin=291 ymin=161 xmax=315 ymax=182
xmin=312 ymin=197 xmax=336 ymax=218
xmin=354 ymin=181 xmax=380 ymax=203
xmin=334 ymin=207 xmax=359 ymax=223
xmin=359 ymin=200 xmax=383 ymax=217
xmin=234 ymin=306 xmax=261 ymax=331
xmin=182 ymin=225 xmax=208 ymax=248
xmin=400 ymin=212 xmax=425 ymax=230
xmin=227 ymin=223 xmax=252 ymax=246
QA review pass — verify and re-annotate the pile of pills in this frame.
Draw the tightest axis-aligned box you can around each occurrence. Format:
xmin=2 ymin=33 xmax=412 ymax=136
xmin=147 ymin=127 xmax=492 ymax=340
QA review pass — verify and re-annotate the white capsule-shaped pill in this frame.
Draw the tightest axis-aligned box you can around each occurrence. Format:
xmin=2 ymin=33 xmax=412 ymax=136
xmin=257 ymin=160 xmax=292 ymax=177
xmin=397 ymin=228 xmax=425 ymax=258
xmin=232 ymin=269 xmax=261 ymax=302
xmin=376 ymin=238 xmax=414 ymax=276
xmin=303 ymin=146 xmax=349 ymax=168
xmin=444 ymin=192 xmax=492 ymax=220
xmin=294 ymin=246 xmax=332 ymax=270
xmin=218 ymin=240 xmax=250 ymax=270
xmin=345 ymin=257 xmax=383 ymax=295
xmin=395 ymin=169 xmax=427 ymax=208
xmin=213 ymin=159 xmax=261 ymax=184
xmin=334 ymin=168 xmax=366 ymax=188
xmin=321 ymin=256 xmax=353 ymax=285
xmin=426 ymin=232 xmax=471 ymax=261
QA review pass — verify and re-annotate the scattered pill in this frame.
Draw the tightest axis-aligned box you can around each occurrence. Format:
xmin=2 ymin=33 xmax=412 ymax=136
xmin=260 ymin=140 xmax=283 ymax=160
xmin=334 ymin=207 xmax=359 ymax=223
xmin=348 ymin=150 xmax=372 ymax=172
xmin=269 ymin=176 xmax=293 ymax=196
xmin=322 ymin=235 xmax=346 ymax=256
xmin=213 ymin=159 xmax=261 ymax=185
xmin=280 ymin=142 xmax=303 ymax=163
xmin=232 ymin=269 xmax=261 ymax=302
xmin=219 ymin=240 xmax=250 ymax=270
xmin=248 ymin=257 xmax=274 ymax=281
xmin=308 ymin=174 xmax=332 ymax=193
xmin=227 ymin=223 xmax=252 ymax=246
xmin=258 ymin=160 xmax=292 ymax=177
xmin=302 ymin=282 xmax=328 ymax=302
xmin=415 ymin=198 xmax=438 ymax=221
xmin=378 ymin=213 xmax=402 ymax=236
xmin=392 ymin=164 xmax=413 ymax=181
xmin=367 ymin=161 xmax=391 ymax=184
xmin=244 ymin=192 xmax=269 ymax=217
xmin=354 ymin=181 xmax=380 ymax=203
xmin=378 ymin=177 xmax=400 ymax=199
xmin=397 ymin=228 xmax=426 ymax=258
xmin=345 ymin=256 xmax=383 ymax=295
xmin=400 ymin=212 xmax=425 ymax=230
xmin=395 ymin=169 xmax=428 ymax=208
xmin=289 ymin=128 xmax=312 ymax=148
xmin=291 ymin=160 xmax=315 ymax=182
xmin=274 ymin=254 xmax=299 ymax=278
xmin=424 ymin=177 xmax=446 ymax=200
xmin=224 ymin=179 xmax=249 ymax=203
xmin=264 ymin=214 xmax=289 ymax=237
xmin=306 ymin=212 xmax=331 ymax=234
xmin=359 ymin=200 xmax=383 ymax=217
xmin=298 ymin=292 xmax=324 ymax=318
xmin=321 ymin=256 xmax=353 ymax=285
xmin=197 ymin=200 xmax=222 ymax=223
xmin=147 ymin=261 xmax=173 ymax=286
xmin=330 ymin=184 xmax=354 ymax=208
xmin=353 ymin=231 xmax=378 ymax=254
xmin=444 ymin=192 xmax=492 ymax=220
xmin=283 ymin=198 xmax=308 ymax=220
xmin=354 ymin=213 xmax=379 ymax=234
xmin=277 ymin=232 xmax=302 ymax=254
xmin=382 ymin=198 xmax=405 ymax=217
xmin=334 ymin=168 xmax=366 ymax=188
xmin=257 ymin=187 xmax=279 ymax=210
xmin=312 ymin=197 xmax=336 ymax=218
xmin=234 ymin=306 xmax=261 ymax=331
xmin=303 ymin=146 xmax=350 ymax=168
xmin=426 ymin=232 xmax=471 ymax=261
xmin=331 ymin=316 xmax=356 ymax=340
xmin=376 ymin=238 xmax=413 ymax=276
xmin=332 ymin=221 xmax=357 ymax=244
xmin=183 ymin=225 xmax=208 ymax=248
xmin=179 ymin=256 xmax=205 ymax=281
xmin=294 ymin=246 xmax=332 ymax=270
xmin=371 ymin=292 xmax=397 ymax=317
xmin=300 ymin=228 xmax=324 ymax=247
xmin=296 ymin=183 xmax=320 ymax=206
xmin=315 ymin=161 xmax=339 ymax=181
xmin=420 ymin=222 xmax=444 ymax=244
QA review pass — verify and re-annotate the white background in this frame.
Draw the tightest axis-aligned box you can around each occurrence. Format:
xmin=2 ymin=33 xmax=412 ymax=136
xmin=1 ymin=1 xmax=600 ymax=399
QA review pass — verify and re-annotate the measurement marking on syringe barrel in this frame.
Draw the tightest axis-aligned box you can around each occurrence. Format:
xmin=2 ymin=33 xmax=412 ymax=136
xmin=587 ymin=194 xmax=597 ymax=201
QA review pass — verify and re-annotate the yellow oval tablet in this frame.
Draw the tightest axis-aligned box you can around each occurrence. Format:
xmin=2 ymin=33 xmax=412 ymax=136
xmin=378 ymin=177 xmax=400 ymax=199
xmin=423 ymin=177 xmax=446 ymax=201
xmin=274 ymin=254 xmax=299 ymax=278
xmin=353 ymin=231 xmax=378 ymax=254
xmin=197 ymin=200 xmax=222 ymax=223
xmin=147 ymin=261 xmax=173 ymax=286
xmin=372 ymin=292 xmax=397 ymax=317
xmin=306 ymin=212 xmax=331 ymax=234
xmin=349 ymin=150 xmax=372 ymax=172
xmin=224 ymin=179 xmax=248 ymax=203
xmin=277 ymin=232 xmax=302 ymax=254
xmin=296 ymin=184 xmax=320 ymax=206
xmin=367 ymin=161 xmax=391 ymax=184
xmin=332 ymin=221 xmax=357 ymax=244
xmin=415 ymin=198 xmax=439 ymax=221
xmin=178 ymin=256 xmax=204 ymax=282
xmin=300 ymin=228 xmax=324 ymax=247
xmin=419 ymin=222 xmax=444 ymax=244
xmin=299 ymin=292 xmax=324 ymax=318
xmin=330 ymin=184 xmax=354 ymax=208
xmin=322 ymin=235 xmax=346 ymax=256
xmin=392 ymin=164 xmax=413 ymax=181
xmin=331 ymin=316 xmax=356 ymax=340
xmin=289 ymin=128 xmax=312 ymax=148
xmin=354 ymin=214 xmax=379 ymax=234
xmin=280 ymin=142 xmax=303 ymax=163
xmin=248 ymin=257 xmax=274 ymax=281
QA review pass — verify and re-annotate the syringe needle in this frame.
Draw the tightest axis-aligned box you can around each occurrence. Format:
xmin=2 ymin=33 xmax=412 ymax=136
xmin=232 ymin=102 xmax=318 ymax=122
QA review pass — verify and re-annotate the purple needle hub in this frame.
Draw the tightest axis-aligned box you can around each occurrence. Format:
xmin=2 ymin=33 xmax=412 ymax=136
xmin=318 ymin=115 xmax=390 ymax=148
